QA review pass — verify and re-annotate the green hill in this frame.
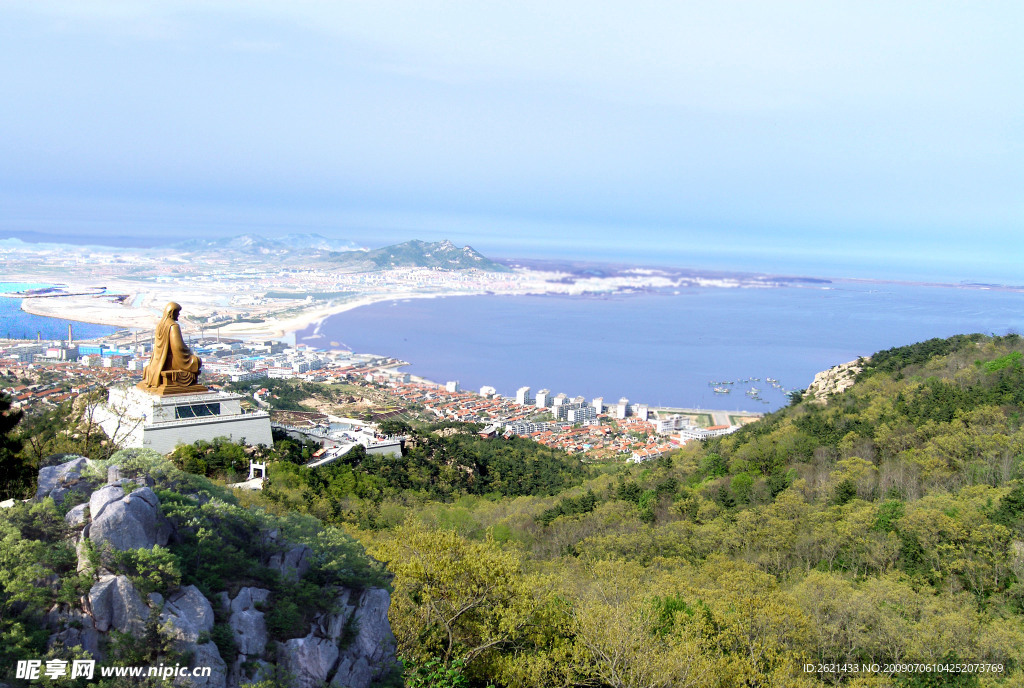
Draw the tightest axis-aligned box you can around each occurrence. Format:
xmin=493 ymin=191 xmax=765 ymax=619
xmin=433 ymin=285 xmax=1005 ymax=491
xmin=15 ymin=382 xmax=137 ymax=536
xmin=345 ymin=334 xmax=1024 ymax=686
xmin=4 ymin=333 xmax=1023 ymax=687
xmin=330 ymin=239 xmax=510 ymax=272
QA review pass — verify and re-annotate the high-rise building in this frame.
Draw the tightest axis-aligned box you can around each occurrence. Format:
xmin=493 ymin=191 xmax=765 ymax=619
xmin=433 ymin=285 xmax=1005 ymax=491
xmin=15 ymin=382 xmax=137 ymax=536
xmin=516 ymin=386 xmax=533 ymax=405
xmin=616 ymin=397 xmax=630 ymax=419
xmin=536 ymin=389 xmax=551 ymax=408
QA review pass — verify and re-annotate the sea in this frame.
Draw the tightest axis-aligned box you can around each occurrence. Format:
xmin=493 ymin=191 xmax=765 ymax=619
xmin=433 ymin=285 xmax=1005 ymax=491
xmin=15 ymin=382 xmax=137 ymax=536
xmin=297 ymin=281 xmax=1024 ymax=413
xmin=0 ymin=283 xmax=118 ymax=341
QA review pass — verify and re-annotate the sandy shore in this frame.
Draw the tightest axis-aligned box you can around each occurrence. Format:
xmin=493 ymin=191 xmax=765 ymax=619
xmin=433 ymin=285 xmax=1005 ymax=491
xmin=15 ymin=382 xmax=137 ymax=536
xmin=16 ymin=288 xmax=483 ymax=342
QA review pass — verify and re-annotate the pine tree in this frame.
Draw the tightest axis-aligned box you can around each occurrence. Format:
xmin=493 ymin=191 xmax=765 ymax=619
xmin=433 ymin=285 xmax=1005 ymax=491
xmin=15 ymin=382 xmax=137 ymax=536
xmin=0 ymin=393 xmax=28 ymax=499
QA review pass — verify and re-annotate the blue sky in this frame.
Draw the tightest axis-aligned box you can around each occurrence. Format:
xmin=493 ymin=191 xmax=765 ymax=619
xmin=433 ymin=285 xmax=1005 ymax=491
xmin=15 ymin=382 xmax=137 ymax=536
xmin=1 ymin=2 xmax=1021 ymax=282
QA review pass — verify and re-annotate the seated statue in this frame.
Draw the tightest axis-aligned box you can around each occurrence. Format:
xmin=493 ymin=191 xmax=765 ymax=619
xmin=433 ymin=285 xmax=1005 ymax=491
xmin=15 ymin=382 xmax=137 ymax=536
xmin=137 ymin=301 xmax=207 ymax=395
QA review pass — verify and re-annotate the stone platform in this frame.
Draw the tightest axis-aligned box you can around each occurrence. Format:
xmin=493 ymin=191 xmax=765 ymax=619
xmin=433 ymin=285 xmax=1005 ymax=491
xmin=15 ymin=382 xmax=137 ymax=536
xmin=93 ymin=386 xmax=273 ymax=454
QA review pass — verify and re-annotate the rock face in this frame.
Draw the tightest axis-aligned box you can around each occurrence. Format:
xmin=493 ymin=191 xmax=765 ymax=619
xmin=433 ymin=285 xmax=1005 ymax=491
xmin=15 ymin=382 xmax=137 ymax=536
xmin=229 ymin=587 xmax=271 ymax=656
xmin=35 ymin=455 xmax=94 ymax=506
xmin=46 ymin=608 xmax=101 ymax=657
xmin=158 ymin=586 xmax=228 ymax=688
xmin=32 ymin=455 xmax=397 ymax=688
xmin=331 ymin=588 xmax=397 ymax=688
xmin=87 ymin=575 xmax=147 ymax=634
xmin=269 ymin=544 xmax=312 ymax=582
xmin=805 ymin=359 xmax=865 ymax=403
xmin=277 ymin=588 xmax=397 ymax=688
xmin=88 ymin=484 xmax=172 ymax=550
xmin=162 ymin=585 xmax=215 ymax=643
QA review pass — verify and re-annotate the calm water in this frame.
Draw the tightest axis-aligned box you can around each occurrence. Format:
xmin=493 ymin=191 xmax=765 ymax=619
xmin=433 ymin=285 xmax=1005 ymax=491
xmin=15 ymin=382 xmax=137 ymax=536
xmin=0 ymin=283 xmax=118 ymax=341
xmin=298 ymin=283 xmax=1024 ymax=412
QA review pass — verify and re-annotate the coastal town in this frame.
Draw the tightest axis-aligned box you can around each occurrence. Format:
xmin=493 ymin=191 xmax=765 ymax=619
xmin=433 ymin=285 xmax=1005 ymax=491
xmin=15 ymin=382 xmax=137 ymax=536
xmin=0 ymin=324 xmax=760 ymax=463
xmin=0 ymin=235 xmax=797 ymax=463
xmin=0 ymin=234 xmax=825 ymax=340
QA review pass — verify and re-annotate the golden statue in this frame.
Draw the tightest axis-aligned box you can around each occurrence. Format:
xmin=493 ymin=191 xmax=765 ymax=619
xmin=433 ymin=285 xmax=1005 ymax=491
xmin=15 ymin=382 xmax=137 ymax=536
xmin=137 ymin=301 xmax=207 ymax=395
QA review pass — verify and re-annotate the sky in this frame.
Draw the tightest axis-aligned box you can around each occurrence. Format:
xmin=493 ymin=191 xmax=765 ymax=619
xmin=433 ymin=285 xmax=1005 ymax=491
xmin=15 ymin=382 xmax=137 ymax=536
xmin=1 ymin=1 xmax=1021 ymax=282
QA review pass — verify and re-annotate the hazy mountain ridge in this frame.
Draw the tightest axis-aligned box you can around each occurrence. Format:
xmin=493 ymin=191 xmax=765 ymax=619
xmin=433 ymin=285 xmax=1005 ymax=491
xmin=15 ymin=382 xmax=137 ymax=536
xmin=171 ymin=232 xmax=365 ymax=254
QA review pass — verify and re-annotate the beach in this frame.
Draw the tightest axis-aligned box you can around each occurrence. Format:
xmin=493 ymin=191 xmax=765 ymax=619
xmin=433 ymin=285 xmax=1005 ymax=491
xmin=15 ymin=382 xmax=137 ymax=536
xmin=14 ymin=286 xmax=483 ymax=340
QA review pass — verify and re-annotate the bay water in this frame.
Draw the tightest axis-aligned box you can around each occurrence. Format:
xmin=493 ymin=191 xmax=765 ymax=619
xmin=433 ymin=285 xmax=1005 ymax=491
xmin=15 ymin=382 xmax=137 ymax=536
xmin=0 ymin=283 xmax=118 ymax=341
xmin=298 ymin=282 xmax=1024 ymax=412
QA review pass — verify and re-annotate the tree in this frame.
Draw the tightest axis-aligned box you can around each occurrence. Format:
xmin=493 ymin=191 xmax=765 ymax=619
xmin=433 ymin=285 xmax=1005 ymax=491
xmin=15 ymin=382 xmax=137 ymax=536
xmin=0 ymin=393 xmax=28 ymax=499
xmin=367 ymin=521 xmax=543 ymax=681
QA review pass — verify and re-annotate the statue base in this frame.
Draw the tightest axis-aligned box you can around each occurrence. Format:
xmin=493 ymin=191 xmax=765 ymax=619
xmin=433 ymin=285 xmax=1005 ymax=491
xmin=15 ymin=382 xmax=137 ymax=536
xmin=94 ymin=386 xmax=273 ymax=454
xmin=136 ymin=381 xmax=209 ymax=396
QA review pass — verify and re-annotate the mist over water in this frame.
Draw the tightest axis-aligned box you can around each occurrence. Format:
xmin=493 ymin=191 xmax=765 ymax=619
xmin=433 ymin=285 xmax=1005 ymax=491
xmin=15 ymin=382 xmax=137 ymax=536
xmin=299 ymin=283 xmax=1024 ymax=412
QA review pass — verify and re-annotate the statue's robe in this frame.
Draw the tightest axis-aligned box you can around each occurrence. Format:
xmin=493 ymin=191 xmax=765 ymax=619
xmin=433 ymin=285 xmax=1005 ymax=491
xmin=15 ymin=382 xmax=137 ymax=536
xmin=141 ymin=316 xmax=202 ymax=390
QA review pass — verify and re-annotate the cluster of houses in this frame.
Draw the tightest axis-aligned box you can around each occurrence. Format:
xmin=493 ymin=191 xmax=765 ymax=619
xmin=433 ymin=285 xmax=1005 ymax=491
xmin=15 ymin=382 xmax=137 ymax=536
xmin=382 ymin=378 xmax=746 ymax=461
xmin=3 ymin=333 xmax=752 ymax=463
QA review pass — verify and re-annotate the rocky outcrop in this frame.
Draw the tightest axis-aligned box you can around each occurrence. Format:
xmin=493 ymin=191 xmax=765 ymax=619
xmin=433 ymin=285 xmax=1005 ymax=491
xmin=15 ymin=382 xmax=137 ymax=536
xmin=155 ymin=586 xmax=228 ymax=688
xmin=269 ymin=544 xmax=312 ymax=582
xmin=277 ymin=588 xmax=397 ymax=688
xmin=161 ymin=585 xmax=215 ymax=643
xmin=46 ymin=607 xmax=101 ymax=657
xmin=35 ymin=455 xmax=94 ymax=506
xmin=184 ymin=642 xmax=229 ymax=688
xmin=88 ymin=484 xmax=172 ymax=550
xmin=229 ymin=587 xmax=271 ymax=656
xmin=87 ymin=575 xmax=147 ymax=634
xmin=331 ymin=588 xmax=397 ymax=688
xmin=281 ymin=636 xmax=341 ymax=688
xmin=31 ymin=455 xmax=396 ymax=688
xmin=805 ymin=359 xmax=865 ymax=403
xmin=65 ymin=502 xmax=89 ymax=526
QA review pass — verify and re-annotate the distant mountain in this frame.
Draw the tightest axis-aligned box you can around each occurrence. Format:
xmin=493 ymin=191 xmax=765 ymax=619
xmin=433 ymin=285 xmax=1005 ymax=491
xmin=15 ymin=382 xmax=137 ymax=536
xmin=172 ymin=233 xmax=364 ymax=254
xmin=331 ymin=239 xmax=510 ymax=272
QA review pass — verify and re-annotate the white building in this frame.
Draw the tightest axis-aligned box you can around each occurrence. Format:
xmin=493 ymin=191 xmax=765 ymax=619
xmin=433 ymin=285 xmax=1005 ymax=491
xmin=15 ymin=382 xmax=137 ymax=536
xmin=535 ymin=389 xmax=551 ymax=408
xmin=656 ymin=414 xmax=687 ymax=434
xmin=592 ymin=397 xmax=604 ymax=414
xmin=479 ymin=385 xmax=497 ymax=397
xmin=516 ymin=386 xmax=532 ymax=406
xmin=567 ymin=406 xmax=598 ymax=425
xmin=616 ymin=397 xmax=630 ymax=419
xmin=446 ymin=380 xmax=461 ymax=393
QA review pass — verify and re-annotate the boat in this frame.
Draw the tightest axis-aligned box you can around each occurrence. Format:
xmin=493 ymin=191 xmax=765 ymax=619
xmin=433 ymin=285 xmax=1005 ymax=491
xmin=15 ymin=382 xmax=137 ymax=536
xmin=714 ymin=387 xmax=730 ymax=394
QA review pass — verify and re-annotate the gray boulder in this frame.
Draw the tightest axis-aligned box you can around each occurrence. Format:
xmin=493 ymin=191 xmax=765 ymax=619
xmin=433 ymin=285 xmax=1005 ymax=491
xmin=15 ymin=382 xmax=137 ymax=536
xmin=230 ymin=656 xmax=274 ymax=688
xmin=331 ymin=655 xmax=373 ymax=688
xmin=36 ymin=456 xmax=93 ymax=505
xmin=65 ymin=502 xmax=89 ymax=527
xmin=317 ymin=588 xmax=356 ymax=640
xmin=269 ymin=544 xmax=312 ymax=582
xmin=177 ymin=641 xmax=228 ymax=688
xmin=46 ymin=608 xmax=101 ymax=658
xmin=89 ymin=485 xmax=171 ymax=550
xmin=280 ymin=636 xmax=340 ymax=688
xmin=229 ymin=587 xmax=270 ymax=656
xmin=331 ymin=588 xmax=397 ymax=688
xmin=161 ymin=585 xmax=215 ymax=643
xmin=87 ymin=575 xmax=147 ymax=634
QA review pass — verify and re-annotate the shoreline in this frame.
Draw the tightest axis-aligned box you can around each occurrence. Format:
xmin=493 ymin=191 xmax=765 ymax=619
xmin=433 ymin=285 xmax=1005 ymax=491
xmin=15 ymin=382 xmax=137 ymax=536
xmin=14 ymin=288 xmax=488 ymax=341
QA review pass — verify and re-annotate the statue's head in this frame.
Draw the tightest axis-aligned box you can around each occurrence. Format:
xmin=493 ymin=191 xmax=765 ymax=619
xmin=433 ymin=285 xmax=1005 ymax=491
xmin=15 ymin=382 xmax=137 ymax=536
xmin=163 ymin=302 xmax=182 ymax=321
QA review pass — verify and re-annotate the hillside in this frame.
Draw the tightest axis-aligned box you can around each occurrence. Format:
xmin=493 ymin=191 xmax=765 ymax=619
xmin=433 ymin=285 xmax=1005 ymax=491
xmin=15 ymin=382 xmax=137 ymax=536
xmin=329 ymin=239 xmax=510 ymax=272
xmin=0 ymin=450 xmax=398 ymax=688
xmin=3 ymin=333 xmax=1024 ymax=687
xmin=259 ymin=333 xmax=1024 ymax=687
